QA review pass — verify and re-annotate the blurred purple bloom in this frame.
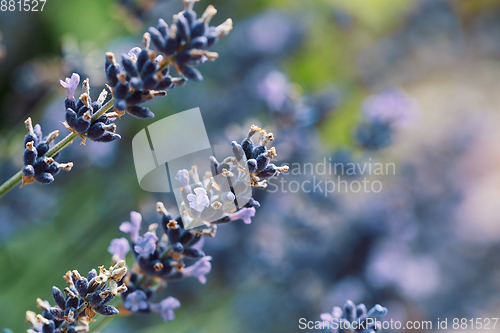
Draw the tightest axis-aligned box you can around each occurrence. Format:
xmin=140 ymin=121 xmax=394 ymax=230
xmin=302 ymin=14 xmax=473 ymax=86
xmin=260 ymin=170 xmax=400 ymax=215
xmin=120 ymin=211 xmax=142 ymax=243
xmin=134 ymin=232 xmax=158 ymax=257
xmin=230 ymin=207 xmax=256 ymax=224
xmin=108 ymin=237 xmax=130 ymax=260
xmin=123 ymin=290 xmax=149 ymax=312
xmin=187 ymin=188 xmax=210 ymax=212
xmin=59 ymin=73 xmax=80 ymax=100
xmin=151 ymin=296 xmax=181 ymax=322
xmin=182 ymin=256 xmax=212 ymax=284
xmin=362 ymin=88 xmax=417 ymax=127
xmin=257 ymin=70 xmax=289 ymax=111
xmin=175 ymin=169 xmax=190 ymax=186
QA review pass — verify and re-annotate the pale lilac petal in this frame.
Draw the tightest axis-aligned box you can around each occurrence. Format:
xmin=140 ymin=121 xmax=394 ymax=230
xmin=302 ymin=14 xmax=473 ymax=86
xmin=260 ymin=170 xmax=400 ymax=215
xmin=151 ymin=297 xmax=181 ymax=322
xmin=60 ymin=73 xmax=80 ymax=100
xmin=175 ymin=169 xmax=190 ymax=186
xmin=119 ymin=222 xmax=133 ymax=233
xmin=229 ymin=207 xmax=256 ymax=224
xmin=182 ymin=256 xmax=212 ymax=284
xmin=108 ymin=238 xmax=130 ymax=260
xmin=128 ymin=47 xmax=142 ymax=58
xmin=120 ymin=211 xmax=142 ymax=243
xmin=134 ymin=232 xmax=158 ymax=257
xmin=191 ymin=236 xmax=205 ymax=250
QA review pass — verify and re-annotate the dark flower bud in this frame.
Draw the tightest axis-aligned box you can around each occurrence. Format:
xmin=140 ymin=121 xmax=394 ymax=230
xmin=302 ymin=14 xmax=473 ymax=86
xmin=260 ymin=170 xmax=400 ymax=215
xmin=179 ymin=230 xmax=195 ymax=245
xmin=180 ymin=65 xmax=203 ymax=81
xmin=241 ymin=138 xmax=254 ymax=160
xmin=206 ymin=35 xmax=219 ymax=48
xmin=252 ymin=145 xmax=266 ymax=158
xmin=64 ymin=98 xmax=76 ymax=111
xmin=343 ymin=300 xmax=356 ymax=322
xmin=42 ymin=321 xmax=55 ymax=333
xmin=157 ymin=18 xmax=169 ymax=37
xmin=176 ymin=13 xmax=191 ymax=40
xmin=171 ymin=242 xmax=184 ymax=254
xmin=87 ymin=269 xmax=97 ymax=281
xmin=140 ymin=60 xmax=157 ymax=79
xmin=88 ymin=291 xmax=104 ymax=307
xmin=256 ymin=154 xmax=269 ymax=171
xmin=136 ymin=49 xmax=150 ymax=72
xmin=52 ymin=286 xmax=66 ymax=310
xmin=127 ymin=106 xmax=155 ymax=119
xmin=65 ymin=109 xmax=78 ymax=129
xmin=114 ymin=81 xmax=130 ymax=100
xmin=23 ymin=143 xmax=37 ymax=166
xmin=34 ymin=172 xmax=54 ymax=184
xmin=75 ymin=279 xmax=89 ymax=298
xmin=114 ymin=99 xmax=127 ymax=111
xmin=130 ymin=77 xmax=143 ymax=90
xmin=191 ymin=21 xmax=206 ymax=38
xmin=74 ymin=117 xmax=91 ymax=134
xmin=148 ymin=27 xmax=166 ymax=51
xmin=49 ymin=307 xmax=65 ymax=321
xmin=93 ymin=132 xmax=121 ymax=143
xmin=94 ymin=304 xmax=119 ymax=316
xmin=22 ymin=165 xmax=35 ymax=177
xmin=105 ymin=65 xmax=120 ymax=87
xmin=65 ymin=297 xmax=78 ymax=310
xmin=166 ymin=221 xmax=182 ymax=243
xmin=183 ymin=248 xmax=205 ymax=259
xmin=191 ymin=36 xmax=208 ymax=49
xmin=246 ymin=159 xmax=257 ymax=174
xmin=165 ymin=37 xmax=179 ymax=56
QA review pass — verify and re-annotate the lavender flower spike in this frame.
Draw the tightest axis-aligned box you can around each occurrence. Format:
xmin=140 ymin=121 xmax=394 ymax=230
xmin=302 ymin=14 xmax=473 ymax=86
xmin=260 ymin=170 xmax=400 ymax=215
xmin=120 ymin=211 xmax=142 ymax=243
xmin=59 ymin=73 xmax=80 ymax=100
xmin=108 ymin=237 xmax=130 ymax=261
xmin=182 ymin=256 xmax=212 ymax=284
xmin=230 ymin=207 xmax=256 ymax=224
xmin=151 ymin=297 xmax=181 ymax=322
xmin=134 ymin=232 xmax=158 ymax=257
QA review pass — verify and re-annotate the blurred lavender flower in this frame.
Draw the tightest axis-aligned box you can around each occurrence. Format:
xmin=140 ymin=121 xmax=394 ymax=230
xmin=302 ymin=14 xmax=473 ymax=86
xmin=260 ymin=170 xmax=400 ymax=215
xmin=355 ymin=88 xmax=417 ymax=150
xmin=182 ymin=256 xmax=212 ymax=284
xmin=151 ymin=297 xmax=181 ymax=322
xmin=119 ymin=211 xmax=142 ymax=243
xmin=134 ymin=232 xmax=158 ymax=257
xmin=229 ymin=207 xmax=256 ymax=224
xmin=59 ymin=73 xmax=80 ymax=100
xmin=108 ymin=237 xmax=131 ymax=261
xmin=123 ymin=290 xmax=149 ymax=312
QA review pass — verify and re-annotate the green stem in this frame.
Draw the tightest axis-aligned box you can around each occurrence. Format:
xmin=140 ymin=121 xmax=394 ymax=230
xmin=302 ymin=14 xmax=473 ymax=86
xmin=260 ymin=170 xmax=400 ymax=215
xmin=0 ymin=98 xmax=115 ymax=199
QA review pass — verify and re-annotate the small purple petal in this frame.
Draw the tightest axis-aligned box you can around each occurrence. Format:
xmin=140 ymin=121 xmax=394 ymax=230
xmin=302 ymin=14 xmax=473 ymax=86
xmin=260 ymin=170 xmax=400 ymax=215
xmin=134 ymin=232 xmax=158 ymax=257
xmin=182 ymin=256 xmax=212 ymax=284
xmin=229 ymin=207 xmax=256 ymax=224
xmin=60 ymin=73 xmax=80 ymax=100
xmin=151 ymin=296 xmax=181 ymax=322
xmin=108 ymin=238 xmax=130 ymax=260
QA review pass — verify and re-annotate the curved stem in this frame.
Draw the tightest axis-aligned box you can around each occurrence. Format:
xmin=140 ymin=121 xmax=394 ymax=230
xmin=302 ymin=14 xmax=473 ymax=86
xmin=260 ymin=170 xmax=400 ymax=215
xmin=0 ymin=98 xmax=115 ymax=199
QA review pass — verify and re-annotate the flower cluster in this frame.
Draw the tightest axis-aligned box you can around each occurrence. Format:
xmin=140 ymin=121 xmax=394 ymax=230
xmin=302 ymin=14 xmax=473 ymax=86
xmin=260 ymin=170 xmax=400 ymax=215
xmin=105 ymin=0 xmax=232 ymax=119
xmin=105 ymin=126 xmax=288 ymax=321
xmin=108 ymin=207 xmax=210 ymax=322
xmin=175 ymin=125 xmax=288 ymax=228
xmin=320 ymin=301 xmax=388 ymax=332
xmin=21 ymin=118 xmax=73 ymax=186
xmin=26 ymin=262 xmax=128 ymax=333
xmin=355 ymin=88 xmax=417 ymax=150
xmin=60 ymin=74 xmax=120 ymax=144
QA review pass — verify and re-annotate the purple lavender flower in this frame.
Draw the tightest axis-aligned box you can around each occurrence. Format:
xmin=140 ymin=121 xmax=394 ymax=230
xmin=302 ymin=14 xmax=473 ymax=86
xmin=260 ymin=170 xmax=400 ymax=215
xmin=120 ymin=211 xmax=142 ymax=243
xmin=187 ymin=188 xmax=210 ymax=212
xmin=128 ymin=47 xmax=142 ymax=58
xmin=362 ymin=88 xmax=417 ymax=128
xmin=123 ymin=290 xmax=149 ymax=312
xmin=151 ymin=297 xmax=181 ymax=322
xmin=229 ymin=207 xmax=256 ymax=224
xmin=182 ymin=256 xmax=212 ymax=284
xmin=134 ymin=232 xmax=158 ymax=257
xmin=175 ymin=169 xmax=190 ymax=186
xmin=108 ymin=237 xmax=130 ymax=260
xmin=59 ymin=73 xmax=80 ymax=100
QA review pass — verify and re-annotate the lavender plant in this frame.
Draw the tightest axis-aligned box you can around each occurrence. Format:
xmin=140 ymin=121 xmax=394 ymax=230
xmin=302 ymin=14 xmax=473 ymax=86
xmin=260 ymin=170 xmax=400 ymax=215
xmin=0 ymin=0 xmax=232 ymax=198
xmin=23 ymin=125 xmax=290 ymax=331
